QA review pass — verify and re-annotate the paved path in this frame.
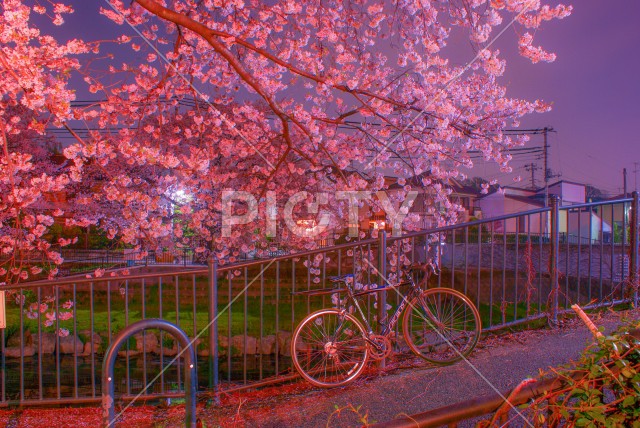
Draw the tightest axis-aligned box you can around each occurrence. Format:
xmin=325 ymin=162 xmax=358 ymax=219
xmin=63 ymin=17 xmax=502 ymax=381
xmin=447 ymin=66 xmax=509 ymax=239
xmin=200 ymin=309 xmax=638 ymax=427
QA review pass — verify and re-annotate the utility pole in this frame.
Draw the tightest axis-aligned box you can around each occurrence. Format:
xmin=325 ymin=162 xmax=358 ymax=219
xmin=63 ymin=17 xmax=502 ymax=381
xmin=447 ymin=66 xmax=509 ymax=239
xmin=525 ymin=163 xmax=539 ymax=189
xmin=624 ymin=168 xmax=628 ymax=197
xmin=543 ymin=127 xmax=552 ymax=207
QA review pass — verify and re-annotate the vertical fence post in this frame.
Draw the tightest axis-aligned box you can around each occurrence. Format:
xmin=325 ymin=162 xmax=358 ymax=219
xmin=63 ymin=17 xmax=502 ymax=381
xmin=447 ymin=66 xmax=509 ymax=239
xmin=377 ymin=230 xmax=387 ymax=368
xmin=550 ymin=195 xmax=560 ymax=325
xmin=630 ymin=191 xmax=639 ymax=308
xmin=208 ymin=257 xmax=219 ymax=399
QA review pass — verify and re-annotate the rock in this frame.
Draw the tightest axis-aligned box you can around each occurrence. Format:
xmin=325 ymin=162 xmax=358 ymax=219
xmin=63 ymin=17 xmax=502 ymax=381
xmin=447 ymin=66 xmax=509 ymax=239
xmin=277 ymin=331 xmax=292 ymax=355
xmin=117 ymin=349 xmax=140 ymax=358
xmin=258 ymin=335 xmax=277 ymax=355
xmin=79 ymin=331 xmax=102 ymax=355
xmin=33 ymin=332 xmax=57 ymax=354
xmin=278 ymin=331 xmax=291 ymax=355
xmin=231 ymin=335 xmax=257 ymax=355
xmin=197 ymin=338 xmax=235 ymax=357
xmin=193 ymin=339 xmax=208 ymax=357
xmin=246 ymin=335 xmax=258 ymax=355
xmin=58 ymin=335 xmax=83 ymax=355
xmin=3 ymin=345 xmax=36 ymax=358
xmin=218 ymin=335 xmax=228 ymax=356
xmin=161 ymin=345 xmax=179 ymax=357
xmin=281 ymin=336 xmax=293 ymax=357
xmin=281 ymin=333 xmax=311 ymax=357
xmin=7 ymin=329 xmax=33 ymax=348
xmin=191 ymin=336 xmax=235 ymax=357
xmin=292 ymin=337 xmax=312 ymax=353
xmin=134 ymin=332 xmax=158 ymax=354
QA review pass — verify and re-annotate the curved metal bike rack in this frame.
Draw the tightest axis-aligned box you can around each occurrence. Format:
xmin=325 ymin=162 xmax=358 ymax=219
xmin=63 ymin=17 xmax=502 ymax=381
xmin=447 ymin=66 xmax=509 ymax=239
xmin=101 ymin=319 xmax=197 ymax=427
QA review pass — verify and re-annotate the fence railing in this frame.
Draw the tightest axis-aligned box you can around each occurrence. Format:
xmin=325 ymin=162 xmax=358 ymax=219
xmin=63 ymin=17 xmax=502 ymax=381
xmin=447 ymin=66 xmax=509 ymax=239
xmin=0 ymin=193 xmax=638 ymax=406
xmin=55 ymin=241 xmax=340 ymax=277
xmin=58 ymin=248 xmax=209 ymax=274
xmin=369 ymin=374 xmax=572 ymax=428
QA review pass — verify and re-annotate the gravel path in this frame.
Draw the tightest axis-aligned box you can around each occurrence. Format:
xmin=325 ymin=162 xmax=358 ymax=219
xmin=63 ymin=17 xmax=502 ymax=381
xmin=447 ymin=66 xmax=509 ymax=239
xmin=201 ymin=309 xmax=639 ymax=427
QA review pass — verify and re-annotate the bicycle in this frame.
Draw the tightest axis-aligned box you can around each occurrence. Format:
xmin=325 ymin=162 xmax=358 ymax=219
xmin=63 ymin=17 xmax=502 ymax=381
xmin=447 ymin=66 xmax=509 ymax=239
xmin=290 ymin=263 xmax=481 ymax=387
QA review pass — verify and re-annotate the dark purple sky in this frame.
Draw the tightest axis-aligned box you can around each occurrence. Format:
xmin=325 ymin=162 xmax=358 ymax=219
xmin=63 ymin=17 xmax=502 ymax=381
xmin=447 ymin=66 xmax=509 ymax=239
xmin=493 ymin=1 xmax=640 ymax=195
xmin=55 ymin=1 xmax=640 ymax=195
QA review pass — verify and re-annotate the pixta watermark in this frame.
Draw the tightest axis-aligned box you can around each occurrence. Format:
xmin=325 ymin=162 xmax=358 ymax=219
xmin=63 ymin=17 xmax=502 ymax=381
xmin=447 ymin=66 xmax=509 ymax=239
xmin=221 ymin=190 xmax=419 ymax=238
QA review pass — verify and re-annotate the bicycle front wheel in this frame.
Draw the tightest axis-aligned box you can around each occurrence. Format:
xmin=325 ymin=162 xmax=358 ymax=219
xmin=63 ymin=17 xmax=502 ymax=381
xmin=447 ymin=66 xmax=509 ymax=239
xmin=291 ymin=309 xmax=369 ymax=388
xmin=402 ymin=288 xmax=481 ymax=365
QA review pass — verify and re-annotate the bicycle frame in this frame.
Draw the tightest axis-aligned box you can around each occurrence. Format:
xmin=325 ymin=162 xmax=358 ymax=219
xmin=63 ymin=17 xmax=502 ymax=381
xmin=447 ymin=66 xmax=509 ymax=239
xmin=338 ymin=272 xmax=423 ymax=338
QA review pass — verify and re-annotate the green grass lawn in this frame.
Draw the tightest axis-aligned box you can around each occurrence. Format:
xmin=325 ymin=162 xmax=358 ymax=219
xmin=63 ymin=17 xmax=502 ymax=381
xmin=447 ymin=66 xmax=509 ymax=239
xmin=2 ymin=265 xmax=562 ymax=348
xmin=478 ymin=301 xmax=546 ymax=328
xmin=6 ymin=295 xmax=544 ymax=349
xmin=3 ymin=288 xmax=330 ymax=348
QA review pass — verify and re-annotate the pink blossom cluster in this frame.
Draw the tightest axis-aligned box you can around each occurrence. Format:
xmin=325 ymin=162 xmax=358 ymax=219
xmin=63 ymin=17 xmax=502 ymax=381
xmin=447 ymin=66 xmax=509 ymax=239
xmin=1 ymin=0 xmax=571 ymax=297
xmin=1 ymin=1 xmax=91 ymax=286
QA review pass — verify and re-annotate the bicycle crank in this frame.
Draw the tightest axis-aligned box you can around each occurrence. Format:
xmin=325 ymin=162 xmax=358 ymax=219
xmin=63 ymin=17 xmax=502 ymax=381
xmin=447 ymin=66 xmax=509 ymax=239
xmin=368 ymin=334 xmax=392 ymax=361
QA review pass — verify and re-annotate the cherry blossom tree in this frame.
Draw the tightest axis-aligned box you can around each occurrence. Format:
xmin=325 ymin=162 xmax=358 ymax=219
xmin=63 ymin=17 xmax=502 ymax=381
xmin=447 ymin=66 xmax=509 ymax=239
xmin=2 ymin=0 xmax=572 ymax=275
xmin=0 ymin=1 xmax=96 ymax=333
xmin=0 ymin=0 xmax=93 ymax=283
xmin=81 ymin=0 xmax=570 ymax=259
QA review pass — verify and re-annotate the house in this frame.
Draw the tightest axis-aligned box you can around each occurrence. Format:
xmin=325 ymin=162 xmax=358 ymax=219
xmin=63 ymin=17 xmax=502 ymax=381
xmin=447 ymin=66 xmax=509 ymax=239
xmin=349 ymin=174 xmax=614 ymax=243
xmin=594 ymin=192 xmax=634 ymax=243
xmin=476 ymin=182 xmax=611 ymax=242
xmin=544 ymin=180 xmax=587 ymax=205
xmin=449 ymin=180 xmax=482 ymax=222
xmin=476 ymin=187 xmax=547 ymax=234
xmin=364 ymin=175 xmax=483 ymax=232
xmin=561 ymin=208 xmax=612 ymax=244
xmin=544 ymin=181 xmax=611 ymax=243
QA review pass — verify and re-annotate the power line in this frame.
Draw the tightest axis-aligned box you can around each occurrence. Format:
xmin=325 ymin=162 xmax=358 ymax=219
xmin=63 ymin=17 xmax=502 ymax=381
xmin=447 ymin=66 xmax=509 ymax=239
xmin=63 ymin=98 xmax=553 ymax=136
xmin=524 ymin=163 xmax=539 ymax=189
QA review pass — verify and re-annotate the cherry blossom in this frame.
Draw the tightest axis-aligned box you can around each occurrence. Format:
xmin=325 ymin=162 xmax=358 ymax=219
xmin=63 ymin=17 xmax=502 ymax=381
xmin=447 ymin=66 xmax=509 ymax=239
xmin=0 ymin=1 xmax=93 ymax=285
xmin=1 ymin=0 xmax=572 ymax=286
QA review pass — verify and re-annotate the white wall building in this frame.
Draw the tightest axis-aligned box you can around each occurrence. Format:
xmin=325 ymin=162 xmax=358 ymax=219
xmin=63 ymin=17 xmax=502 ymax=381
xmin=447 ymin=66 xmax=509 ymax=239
xmin=476 ymin=187 xmax=547 ymax=234
xmin=477 ymin=183 xmax=611 ymax=242
xmin=545 ymin=181 xmax=586 ymax=205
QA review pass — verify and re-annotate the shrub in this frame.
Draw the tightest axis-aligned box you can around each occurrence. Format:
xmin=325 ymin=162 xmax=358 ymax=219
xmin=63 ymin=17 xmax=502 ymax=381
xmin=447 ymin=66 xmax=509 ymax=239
xmin=526 ymin=319 xmax=640 ymax=427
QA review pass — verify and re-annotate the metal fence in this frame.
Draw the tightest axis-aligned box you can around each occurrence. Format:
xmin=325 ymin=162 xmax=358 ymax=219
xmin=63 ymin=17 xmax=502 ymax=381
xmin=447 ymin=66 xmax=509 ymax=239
xmin=56 ymin=248 xmax=209 ymax=275
xmin=0 ymin=194 xmax=638 ymax=406
xmin=55 ymin=240 xmax=339 ymax=277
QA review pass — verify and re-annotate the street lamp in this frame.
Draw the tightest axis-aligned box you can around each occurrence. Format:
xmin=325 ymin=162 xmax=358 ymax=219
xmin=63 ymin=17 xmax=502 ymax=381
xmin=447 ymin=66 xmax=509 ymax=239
xmin=296 ymin=218 xmax=317 ymax=238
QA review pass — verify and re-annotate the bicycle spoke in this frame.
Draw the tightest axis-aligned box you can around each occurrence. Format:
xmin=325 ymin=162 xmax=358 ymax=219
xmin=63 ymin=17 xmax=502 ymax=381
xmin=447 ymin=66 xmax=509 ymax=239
xmin=292 ymin=309 xmax=369 ymax=387
xmin=403 ymin=288 xmax=481 ymax=364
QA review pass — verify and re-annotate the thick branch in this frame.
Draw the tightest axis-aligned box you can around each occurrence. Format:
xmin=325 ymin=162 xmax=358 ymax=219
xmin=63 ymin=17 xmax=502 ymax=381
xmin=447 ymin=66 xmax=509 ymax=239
xmin=133 ymin=0 xmax=310 ymax=153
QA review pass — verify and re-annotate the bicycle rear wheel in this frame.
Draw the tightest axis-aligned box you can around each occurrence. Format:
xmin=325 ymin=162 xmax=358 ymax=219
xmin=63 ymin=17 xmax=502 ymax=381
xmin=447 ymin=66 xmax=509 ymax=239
xmin=402 ymin=288 xmax=481 ymax=365
xmin=291 ymin=309 xmax=369 ymax=387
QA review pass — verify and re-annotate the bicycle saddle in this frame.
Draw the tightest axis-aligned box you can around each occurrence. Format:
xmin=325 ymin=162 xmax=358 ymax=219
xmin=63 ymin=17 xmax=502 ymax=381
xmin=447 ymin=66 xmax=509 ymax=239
xmin=328 ymin=274 xmax=353 ymax=283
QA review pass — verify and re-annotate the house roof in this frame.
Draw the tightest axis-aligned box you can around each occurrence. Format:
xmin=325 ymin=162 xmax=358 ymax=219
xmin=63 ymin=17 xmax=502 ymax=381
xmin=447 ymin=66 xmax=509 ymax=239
xmin=386 ymin=174 xmax=481 ymax=197
xmin=477 ymin=188 xmax=545 ymax=207
xmin=478 ymin=184 xmax=541 ymax=199
xmin=546 ymin=179 xmax=587 ymax=188
xmin=385 ymin=173 xmax=428 ymax=190
xmin=448 ymin=178 xmax=480 ymax=196
xmin=501 ymin=185 xmax=537 ymax=194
